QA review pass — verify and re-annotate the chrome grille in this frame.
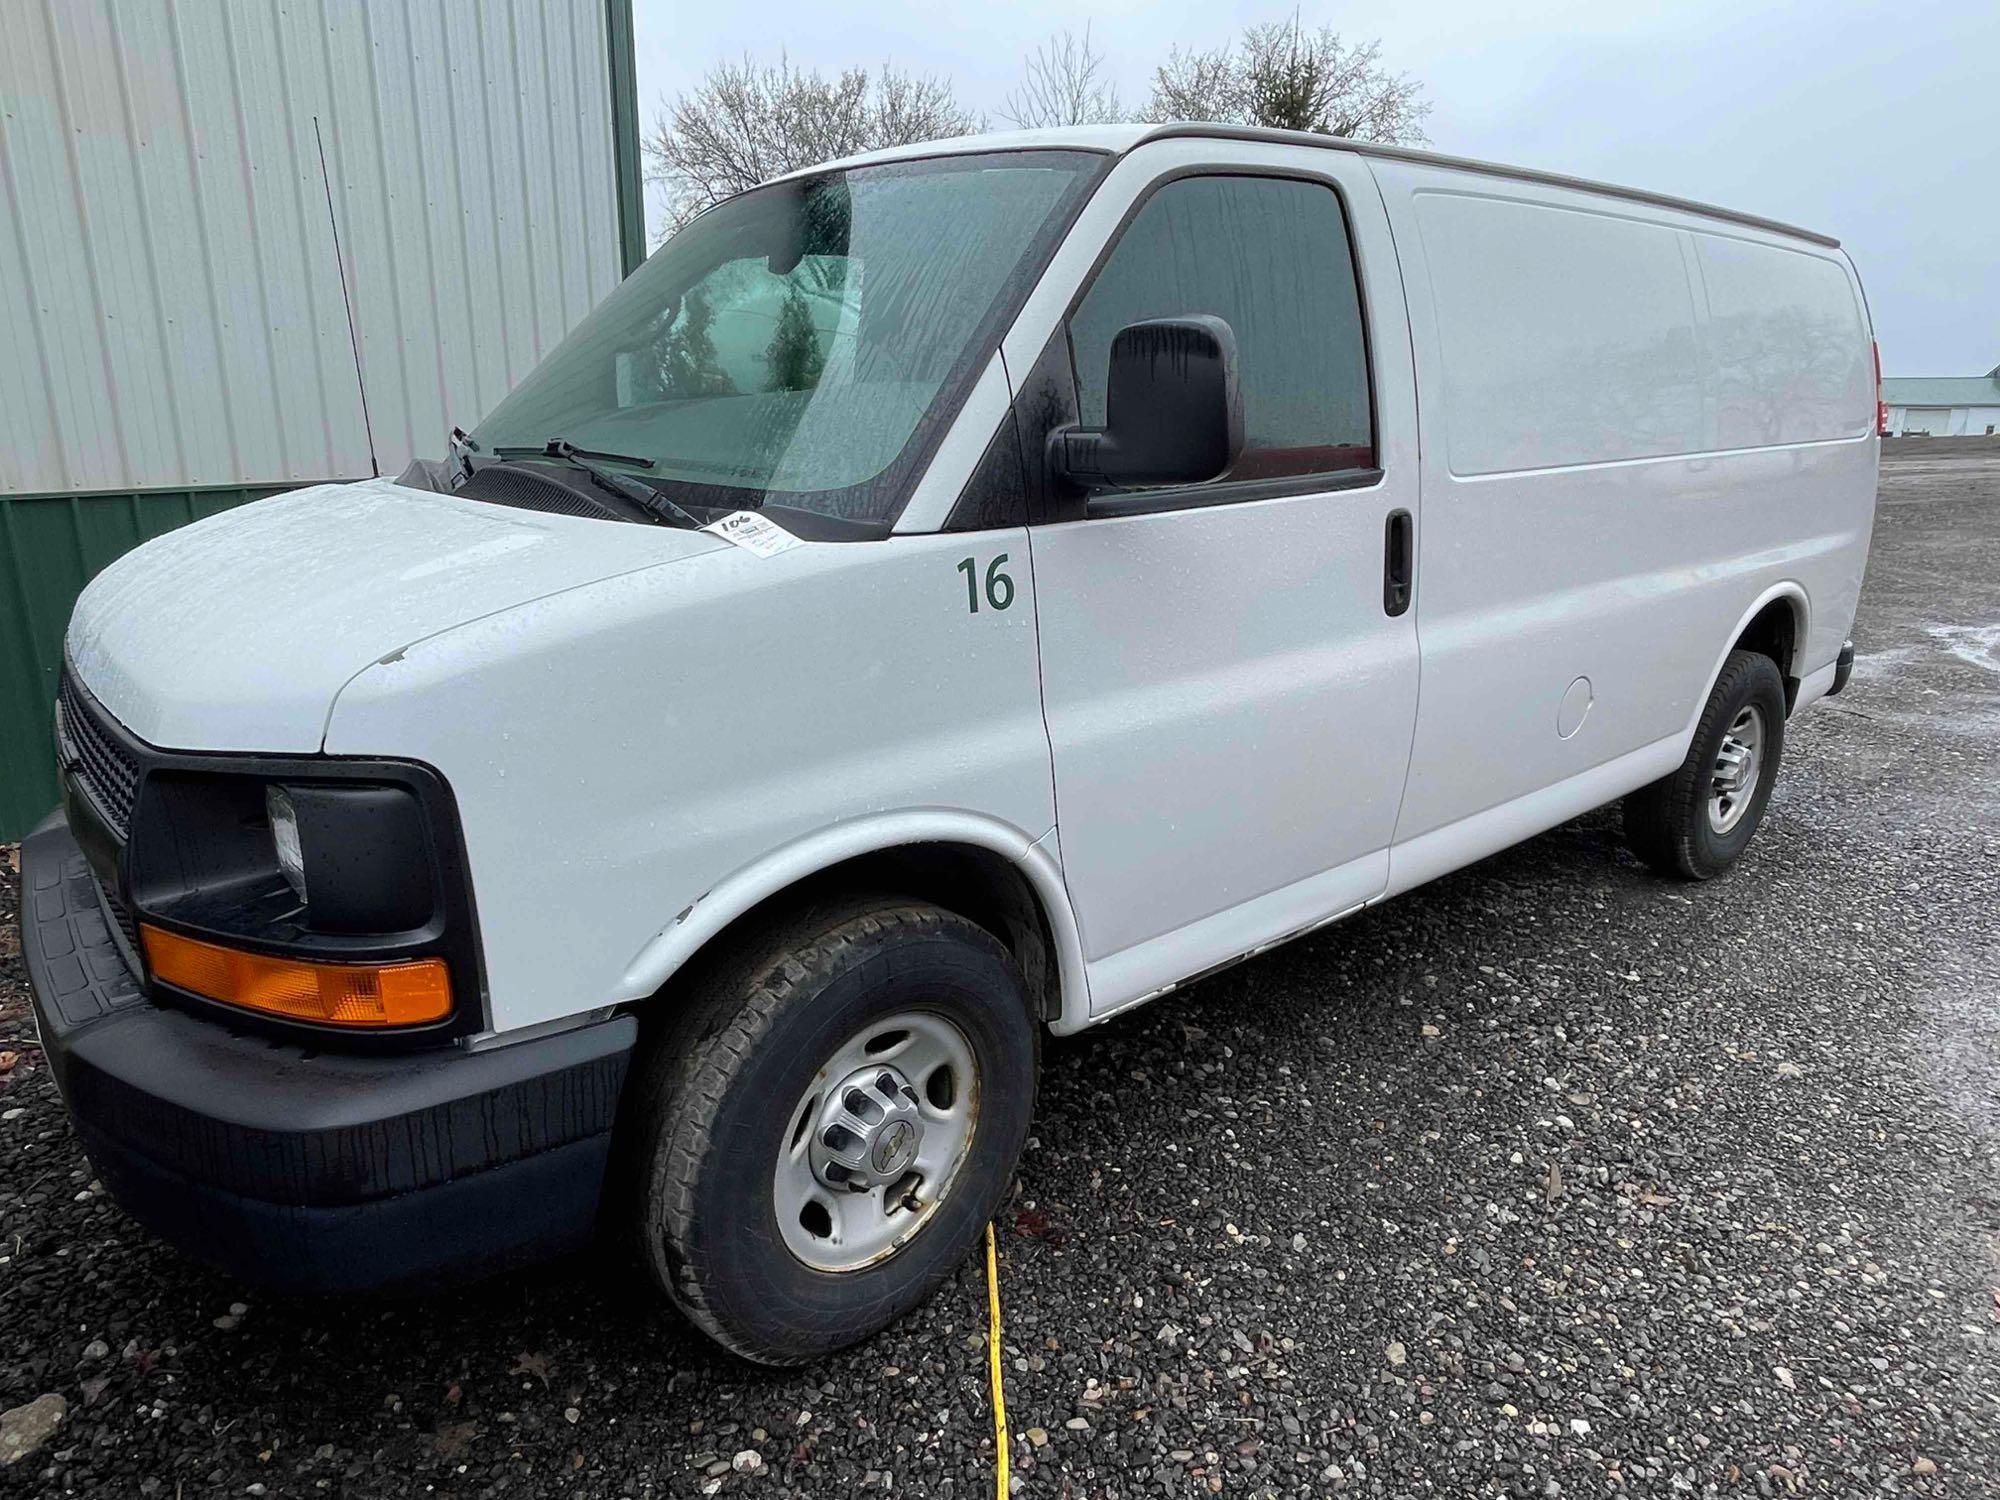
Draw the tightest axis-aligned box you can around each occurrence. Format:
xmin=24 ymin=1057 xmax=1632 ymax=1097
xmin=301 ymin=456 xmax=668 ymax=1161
xmin=55 ymin=670 xmax=140 ymax=835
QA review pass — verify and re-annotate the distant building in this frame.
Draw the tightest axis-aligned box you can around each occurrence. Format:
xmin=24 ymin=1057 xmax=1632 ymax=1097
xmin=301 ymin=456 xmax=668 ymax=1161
xmin=1882 ymin=366 xmax=2000 ymax=436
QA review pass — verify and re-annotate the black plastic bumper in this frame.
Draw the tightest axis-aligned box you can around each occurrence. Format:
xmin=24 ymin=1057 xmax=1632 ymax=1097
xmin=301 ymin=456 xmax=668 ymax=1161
xmin=20 ymin=812 xmax=637 ymax=1293
xmin=1829 ymin=639 xmax=1856 ymax=697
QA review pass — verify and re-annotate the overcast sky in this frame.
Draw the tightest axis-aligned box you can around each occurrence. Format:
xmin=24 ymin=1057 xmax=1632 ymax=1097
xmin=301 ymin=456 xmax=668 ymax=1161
xmin=633 ymin=0 xmax=1998 ymax=375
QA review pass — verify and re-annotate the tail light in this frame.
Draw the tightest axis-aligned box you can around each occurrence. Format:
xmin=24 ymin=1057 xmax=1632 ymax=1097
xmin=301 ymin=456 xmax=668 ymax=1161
xmin=1873 ymin=340 xmax=1888 ymax=437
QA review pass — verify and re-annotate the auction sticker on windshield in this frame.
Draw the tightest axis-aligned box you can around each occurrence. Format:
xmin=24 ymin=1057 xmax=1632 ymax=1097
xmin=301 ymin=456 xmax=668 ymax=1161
xmin=701 ymin=511 xmax=802 ymax=557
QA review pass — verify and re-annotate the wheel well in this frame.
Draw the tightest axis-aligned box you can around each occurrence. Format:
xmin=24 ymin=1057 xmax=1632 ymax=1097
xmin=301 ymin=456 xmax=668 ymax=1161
xmin=648 ymin=843 xmax=1064 ymax=1026
xmin=1733 ymin=596 xmax=1803 ymax=711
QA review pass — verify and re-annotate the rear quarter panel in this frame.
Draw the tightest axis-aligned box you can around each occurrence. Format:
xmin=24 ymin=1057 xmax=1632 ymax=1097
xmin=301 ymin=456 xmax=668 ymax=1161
xmin=1370 ymin=157 xmax=1876 ymax=844
xmin=323 ymin=530 xmax=1053 ymax=1033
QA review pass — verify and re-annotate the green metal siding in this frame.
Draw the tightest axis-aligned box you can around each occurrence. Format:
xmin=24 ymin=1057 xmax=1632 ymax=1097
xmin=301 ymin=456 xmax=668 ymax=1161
xmin=0 ymin=485 xmax=296 ymax=840
xmin=1881 ymin=376 xmax=2000 ymax=406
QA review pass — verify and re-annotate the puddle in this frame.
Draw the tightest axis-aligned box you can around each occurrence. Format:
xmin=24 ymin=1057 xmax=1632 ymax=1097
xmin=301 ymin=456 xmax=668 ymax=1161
xmin=1927 ymin=624 xmax=2000 ymax=676
xmin=1851 ymin=645 xmax=1916 ymax=681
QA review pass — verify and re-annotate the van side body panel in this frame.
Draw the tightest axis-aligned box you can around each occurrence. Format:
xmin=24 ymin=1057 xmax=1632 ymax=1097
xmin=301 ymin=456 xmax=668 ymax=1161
xmin=324 ymin=530 xmax=1055 ymax=1034
xmin=1369 ymin=158 xmax=1876 ymax=854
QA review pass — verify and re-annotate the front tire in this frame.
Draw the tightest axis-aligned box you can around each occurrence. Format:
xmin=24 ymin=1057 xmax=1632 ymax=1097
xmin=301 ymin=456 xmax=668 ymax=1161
xmin=1624 ymin=648 xmax=1788 ymax=879
xmin=632 ymin=899 xmax=1037 ymax=1365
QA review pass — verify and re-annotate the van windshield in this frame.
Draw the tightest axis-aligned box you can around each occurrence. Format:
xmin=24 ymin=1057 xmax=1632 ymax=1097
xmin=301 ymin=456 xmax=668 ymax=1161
xmin=470 ymin=150 xmax=1101 ymax=530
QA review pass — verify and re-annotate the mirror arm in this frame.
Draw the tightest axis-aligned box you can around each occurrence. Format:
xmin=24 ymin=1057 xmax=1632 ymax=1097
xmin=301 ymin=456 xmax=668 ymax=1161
xmin=1047 ymin=426 xmax=1118 ymax=492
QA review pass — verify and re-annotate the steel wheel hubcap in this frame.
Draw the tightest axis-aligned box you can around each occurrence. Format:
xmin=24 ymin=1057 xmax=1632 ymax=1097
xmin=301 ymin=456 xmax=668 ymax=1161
xmin=775 ymin=1011 xmax=978 ymax=1272
xmin=1707 ymin=704 xmax=1765 ymax=834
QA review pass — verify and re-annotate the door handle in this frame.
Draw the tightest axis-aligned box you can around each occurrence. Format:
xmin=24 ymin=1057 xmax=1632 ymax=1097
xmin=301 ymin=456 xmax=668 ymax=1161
xmin=1383 ymin=509 xmax=1414 ymax=617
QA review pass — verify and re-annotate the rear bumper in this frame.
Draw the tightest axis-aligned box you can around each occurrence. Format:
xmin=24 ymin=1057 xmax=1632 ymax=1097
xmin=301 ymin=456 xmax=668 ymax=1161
xmin=20 ymin=812 xmax=636 ymax=1293
xmin=1829 ymin=639 xmax=1856 ymax=697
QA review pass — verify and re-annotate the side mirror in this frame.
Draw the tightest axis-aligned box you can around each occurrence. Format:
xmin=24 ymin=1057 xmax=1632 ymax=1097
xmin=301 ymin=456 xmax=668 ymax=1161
xmin=1049 ymin=316 xmax=1244 ymax=492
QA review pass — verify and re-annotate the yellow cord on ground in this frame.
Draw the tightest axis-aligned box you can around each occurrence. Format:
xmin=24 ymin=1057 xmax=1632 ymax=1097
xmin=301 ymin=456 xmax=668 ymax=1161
xmin=985 ymin=1221 xmax=1011 ymax=1498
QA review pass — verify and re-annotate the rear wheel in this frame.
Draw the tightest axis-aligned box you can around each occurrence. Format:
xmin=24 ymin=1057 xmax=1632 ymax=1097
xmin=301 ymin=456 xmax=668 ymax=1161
xmin=632 ymin=898 xmax=1036 ymax=1365
xmin=1624 ymin=649 xmax=1788 ymax=879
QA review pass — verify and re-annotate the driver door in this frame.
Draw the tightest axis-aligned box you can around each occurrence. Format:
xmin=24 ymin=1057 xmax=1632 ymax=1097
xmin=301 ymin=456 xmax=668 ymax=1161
xmin=1025 ymin=152 xmax=1422 ymax=1015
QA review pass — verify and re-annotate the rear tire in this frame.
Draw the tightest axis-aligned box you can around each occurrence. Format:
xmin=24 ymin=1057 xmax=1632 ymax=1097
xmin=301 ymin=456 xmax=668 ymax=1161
xmin=1624 ymin=649 xmax=1788 ymax=880
xmin=632 ymin=898 xmax=1037 ymax=1365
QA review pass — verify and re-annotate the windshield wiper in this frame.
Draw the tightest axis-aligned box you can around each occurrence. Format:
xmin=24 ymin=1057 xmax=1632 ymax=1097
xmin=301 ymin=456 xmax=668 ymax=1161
xmin=446 ymin=426 xmax=480 ymax=484
xmin=494 ymin=439 xmax=707 ymax=531
xmin=494 ymin=439 xmax=655 ymax=469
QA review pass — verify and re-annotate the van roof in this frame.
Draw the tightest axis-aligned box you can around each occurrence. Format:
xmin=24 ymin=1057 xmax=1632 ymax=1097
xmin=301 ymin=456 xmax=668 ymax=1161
xmin=779 ymin=123 xmax=1840 ymax=250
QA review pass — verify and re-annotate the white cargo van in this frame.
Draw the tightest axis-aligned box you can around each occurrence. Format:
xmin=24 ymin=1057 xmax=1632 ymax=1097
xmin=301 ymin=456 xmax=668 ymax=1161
xmin=24 ymin=125 xmax=1877 ymax=1364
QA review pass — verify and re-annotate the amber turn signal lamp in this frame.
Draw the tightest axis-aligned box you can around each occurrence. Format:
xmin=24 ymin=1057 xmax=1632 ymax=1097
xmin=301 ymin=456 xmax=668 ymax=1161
xmin=139 ymin=925 xmax=452 ymax=1028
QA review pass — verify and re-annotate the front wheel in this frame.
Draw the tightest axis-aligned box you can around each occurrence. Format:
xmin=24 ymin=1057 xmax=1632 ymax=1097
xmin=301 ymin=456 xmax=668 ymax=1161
xmin=631 ymin=899 xmax=1037 ymax=1365
xmin=1624 ymin=648 xmax=1788 ymax=879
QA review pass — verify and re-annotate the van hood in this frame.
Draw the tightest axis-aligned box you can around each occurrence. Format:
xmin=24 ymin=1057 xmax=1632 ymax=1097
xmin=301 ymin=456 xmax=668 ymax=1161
xmin=67 ymin=479 xmax=727 ymax=752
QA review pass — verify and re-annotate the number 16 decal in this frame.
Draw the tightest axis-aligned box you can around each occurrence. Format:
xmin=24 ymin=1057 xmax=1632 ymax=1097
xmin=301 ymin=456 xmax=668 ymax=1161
xmin=956 ymin=554 xmax=1015 ymax=614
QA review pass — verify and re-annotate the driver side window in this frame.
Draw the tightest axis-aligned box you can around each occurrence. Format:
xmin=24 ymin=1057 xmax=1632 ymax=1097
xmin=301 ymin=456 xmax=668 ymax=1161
xmin=1068 ymin=174 xmax=1376 ymax=484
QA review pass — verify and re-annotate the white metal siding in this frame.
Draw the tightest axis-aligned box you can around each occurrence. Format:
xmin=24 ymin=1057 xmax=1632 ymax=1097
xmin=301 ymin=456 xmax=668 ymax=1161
xmin=1893 ymin=407 xmax=1959 ymax=436
xmin=0 ymin=0 xmax=623 ymax=495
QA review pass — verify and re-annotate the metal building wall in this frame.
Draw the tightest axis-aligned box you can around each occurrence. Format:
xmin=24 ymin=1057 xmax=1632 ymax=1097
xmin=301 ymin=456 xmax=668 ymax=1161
xmin=0 ymin=0 xmax=645 ymax=838
xmin=0 ymin=0 xmax=633 ymax=493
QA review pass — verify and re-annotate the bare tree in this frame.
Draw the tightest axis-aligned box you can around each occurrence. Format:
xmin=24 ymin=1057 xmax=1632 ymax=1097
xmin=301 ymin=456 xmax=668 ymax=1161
xmin=1144 ymin=17 xmax=1430 ymax=143
xmin=1002 ymin=26 xmax=1124 ymax=129
xmin=1146 ymin=46 xmax=1242 ymax=128
xmin=644 ymin=55 xmax=982 ymax=236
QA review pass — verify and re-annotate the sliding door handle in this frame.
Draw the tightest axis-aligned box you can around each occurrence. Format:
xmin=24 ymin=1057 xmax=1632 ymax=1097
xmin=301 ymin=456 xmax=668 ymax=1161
xmin=1383 ymin=508 xmax=1414 ymax=617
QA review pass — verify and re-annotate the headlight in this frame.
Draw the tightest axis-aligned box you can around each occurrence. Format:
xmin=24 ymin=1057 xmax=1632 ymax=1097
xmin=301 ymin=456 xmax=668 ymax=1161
xmin=135 ymin=776 xmax=438 ymax=936
xmin=119 ymin=761 xmax=478 ymax=1040
xmin=266 ymin=785 xmax=308 ymax=903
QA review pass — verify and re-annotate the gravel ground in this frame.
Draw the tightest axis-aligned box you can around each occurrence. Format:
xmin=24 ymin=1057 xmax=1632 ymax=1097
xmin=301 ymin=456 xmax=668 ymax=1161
xmin=4 ymin=441 xmax=1999 ymax=1498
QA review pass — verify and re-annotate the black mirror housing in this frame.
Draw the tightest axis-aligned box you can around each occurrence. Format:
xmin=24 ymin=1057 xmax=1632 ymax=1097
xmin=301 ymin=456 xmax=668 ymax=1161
xmin=1049 ymin=316 xmax=1244 ymax=492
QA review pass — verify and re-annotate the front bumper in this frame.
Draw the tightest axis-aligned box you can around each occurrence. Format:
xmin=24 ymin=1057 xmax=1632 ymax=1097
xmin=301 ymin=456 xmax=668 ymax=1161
xmin=20 ymin=812 xmax=636 ymax=1293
